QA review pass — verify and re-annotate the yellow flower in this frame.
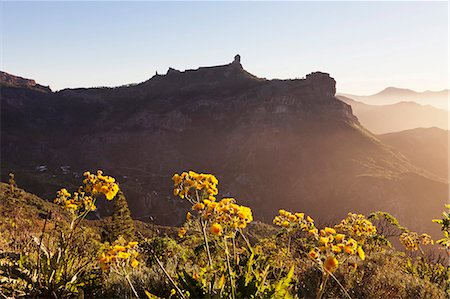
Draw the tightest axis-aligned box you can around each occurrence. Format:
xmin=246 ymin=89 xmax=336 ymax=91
xmin=319 ymin=237 xmax=329 ymax=245
xmin=323 ymin=256 xmax=339 ymax=273
xmin=114 ymin=245 xmax=127 ymax=252
xmin=332 ymin=245 xmax=342 ymax=253
xmin=178 ymin=228 xmax=187 ymax=238
xmin=295 ymin=213 xmax=304 ymax=220
xmin=308 ymin=228 xmax=318 ymax=236
xmin=324 ymin=227 xmax=336 ymax=235
xmin=128 ymin=241 xmax=138 ymax=247
xmin=344 ymin=246 xmax=354 ymax=255
xmin=210 ymin=223 xmax=222 ymax=235
xmin=309 ymin=250 xmax=319 ymax=259
xmin=172 ymin=174 xmax=182 ymax=184
xmin=131 ymin=259 xmax=139 ymax=268
xmin=307 ymin=216 xmax=314 ymax=223
xmin=105 ymin=184 xmax=119 ymax=200
xmin=335 ymin=234 xmax=345 ymax=242
xmin=117 ymin=251 xmax=131 ymax=259
xmin=357 ymin=246 xmax=365 ymax=260
xmin=186 ymin=212 xmax=192 ymax=220
xmin=192 ymin=203 xmax=205 ymax=211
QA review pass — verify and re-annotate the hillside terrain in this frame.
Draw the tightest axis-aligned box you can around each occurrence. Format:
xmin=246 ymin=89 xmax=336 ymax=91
xmin=338 ymin=96 xmax=448 ymax=134
xmin=1 ymin=177 xmax=448 ymax=298
xmin=379 ymin=127 xmax=449 ymax=181
xmin=1 ymin=56 xmax=447 ymax=237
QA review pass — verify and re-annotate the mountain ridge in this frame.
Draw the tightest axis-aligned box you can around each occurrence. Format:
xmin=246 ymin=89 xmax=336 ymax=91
xmin=1 ymin=56 xmax=447 ymax=237
xmin=339 ymin=87 xmax=449 ymax=110
xmin=338 ymin=95 xmax=448 ymax=133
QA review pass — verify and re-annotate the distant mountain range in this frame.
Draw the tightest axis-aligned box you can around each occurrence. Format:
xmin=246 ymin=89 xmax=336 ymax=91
xmin=1 ymin=56 xmax=447 ymax=237
xmin=338 ymin=96 xmax=448 ymax=134
xmin=339 ymin=87 xmax=449 ymax=110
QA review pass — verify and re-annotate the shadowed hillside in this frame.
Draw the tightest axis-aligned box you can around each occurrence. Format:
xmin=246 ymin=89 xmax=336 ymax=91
xmin=1 ymin=56 xmax=447 ymax=237
xmin=379 ymin=127 xmax=449 ymax=180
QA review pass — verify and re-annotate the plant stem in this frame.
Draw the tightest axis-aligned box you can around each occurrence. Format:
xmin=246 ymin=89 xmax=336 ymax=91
xmin=238 ymin=229 xmax=253 ymax=254
xmin=154 ymin=255 xmax=187 ymax=299
xmin=223 ymin=236 xmax=236 ymax=299
xmin=201 ymin=220 xmax=213 ymax=268
xmin=328 ymin=272 xmax=352 ymax=299
xmin=316 ymin=272 xmax=329 ymax=299
xmin=125 ymin=274 xmax=140 ymax=299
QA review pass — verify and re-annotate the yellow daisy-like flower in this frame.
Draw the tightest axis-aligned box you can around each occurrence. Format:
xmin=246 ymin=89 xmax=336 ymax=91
xmin=127 ymin=241 xmax=138 ymax=247
xmin=131 ymin=259 xmax=139 ymax=268
xmin=344 ymin=246 xmax=355 ymax=255
xmin=114 ymin=245 xmax=127 ymax=252
xmin=210 ymin=223 xmax=222 ymax=235
xmin=309 ymin=250 xmax=319 ymax=259
xmin=335 ymin=234 xmax=345 ymax=242
xmin=178 ymin=227 xmax=187 ymax=238
xmin=324 ymin=227 xmax=336 ymax=235
xmin=118 ymin=251 xmax=131 ymax=259
xmin=192 ymin=203 xmax=205 ymax=211
xmin=323 ymin=256 xmax=339 ymax=273
xmin=357 ymin=246 xmax=365 ymax=260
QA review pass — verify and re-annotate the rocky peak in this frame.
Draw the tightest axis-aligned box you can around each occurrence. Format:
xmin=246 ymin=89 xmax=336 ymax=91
xmin=231 ymin=54 xmax=242 ymax=67
xmin=0 ymin=71 xmax=51 ymax=93
xmin=305 ymin=72 xmax=336 ymax=97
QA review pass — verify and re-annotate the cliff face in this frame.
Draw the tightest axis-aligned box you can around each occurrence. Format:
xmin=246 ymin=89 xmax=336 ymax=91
xmin=0 ymin=57 xmax=446 ymax=236
xmin=0 ymin=71 xmax=51 ymax=93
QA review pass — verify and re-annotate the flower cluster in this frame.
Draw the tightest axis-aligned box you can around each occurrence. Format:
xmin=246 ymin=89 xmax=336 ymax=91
xmin=173 ymin=171 xmax=253 ymax=238
xmin=307 ymin=226 xmax=365 ymax=273
xmin=272 ymin=210 xmax=366 ymax=274
xmin=273 ymin=209 xmax=315 ymax=231
xmin=83 ymin=170 xmax=119 ymax=200
xmin=173 ymin=171 xmax=219 ymax=202
xmin=180 ymin=197 xmax=253 ymax=237
xmin=335 ymin=213 xmax=377 ymax=243
xmin=99 ymin=238 xmax=139 ymax=272
xmin=54 ymin=188 xmax=96 ymax=213
xmin=399 ymin=232 xmax=434 ymax=251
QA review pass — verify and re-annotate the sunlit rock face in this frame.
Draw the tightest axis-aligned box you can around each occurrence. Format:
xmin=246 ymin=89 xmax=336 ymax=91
xmin=0 ymin=56 xmax=446 ymax=237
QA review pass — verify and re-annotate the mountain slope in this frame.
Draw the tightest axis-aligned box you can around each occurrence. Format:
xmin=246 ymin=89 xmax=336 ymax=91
xmin=338 ymin=96 xmax=448 ymax=133
xmin=339 ymin=87 xmax=449 ymax=110
xmin=1 ymin=56 xmax=447 ymax=237
xmin=379 ymin=127 xmax=449 ymax=181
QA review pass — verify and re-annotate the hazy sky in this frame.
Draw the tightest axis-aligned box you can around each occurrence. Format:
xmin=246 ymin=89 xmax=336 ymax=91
xmin=1 ymin=1 xmax=448 ymax=94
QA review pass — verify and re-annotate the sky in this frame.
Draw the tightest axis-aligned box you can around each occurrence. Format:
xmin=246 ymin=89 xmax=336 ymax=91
xmin=1 ymin=1 xmax=448 ymax=94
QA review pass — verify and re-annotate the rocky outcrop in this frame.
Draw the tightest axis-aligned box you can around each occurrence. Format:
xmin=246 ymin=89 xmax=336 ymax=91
xmin=0 ymin=71 xmax=51 ymax=93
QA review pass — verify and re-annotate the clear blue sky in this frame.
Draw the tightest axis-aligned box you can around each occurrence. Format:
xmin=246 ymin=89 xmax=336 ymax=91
xmin=1 ymin=1 xmax=448 ymax=94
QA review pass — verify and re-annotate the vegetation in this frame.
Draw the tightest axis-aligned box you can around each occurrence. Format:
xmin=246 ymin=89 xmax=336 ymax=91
xmin=0 ymin=170 xmax=448 ymax=298
xmin=110 ymin=191 xmax=136 ymax=242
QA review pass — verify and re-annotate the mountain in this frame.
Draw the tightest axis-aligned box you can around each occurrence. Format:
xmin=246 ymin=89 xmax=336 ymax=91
xmin=339 ymin=87 xmax=449 ymax=110
xmin=379 ymin=127 xmax=449 ymax=181
xmin=1 ymin=56 xmax=447 ymax=237
xmin=0 ymin=71 xmax=51 ymax=93
xmin=338 ymin=96 xmax=448 ymax=134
